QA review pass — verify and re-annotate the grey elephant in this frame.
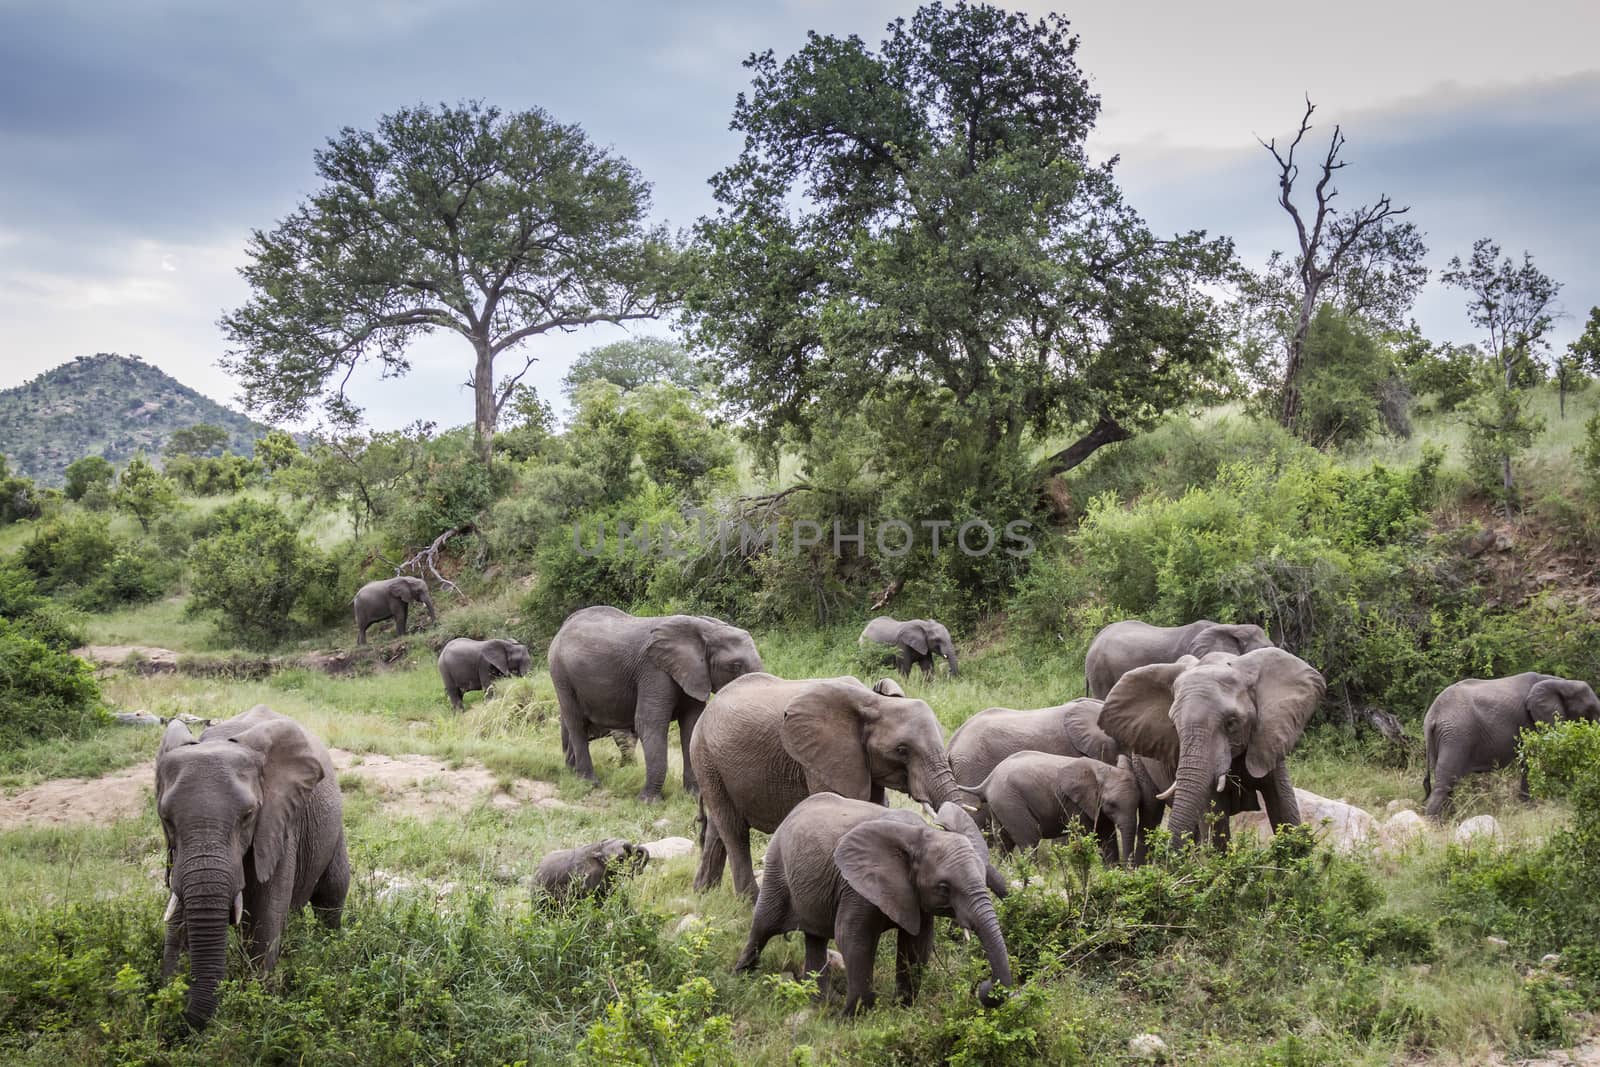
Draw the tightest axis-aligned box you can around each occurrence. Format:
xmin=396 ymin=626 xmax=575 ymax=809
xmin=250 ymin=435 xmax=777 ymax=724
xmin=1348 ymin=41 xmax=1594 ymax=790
xmin=1100 ymin=649 xmax=1325 ymax=849
xmin=533 ymin=838 xmax=649 ymax=903
xmin=859 ymin=616 xmax=959 ymax=679
xmin=735 ymin=793 xmax=1012 ymax=1013
xmin=353 ymin=576 xmax=437 ymax=646
xmin=155 ymin=705 xmax=348 ymax=1029
xmin=1085 ymin=619 xmax=1272 ymax=699
xmin=1423 ymin=673 xmax=1600 ymax=819
xmin=692 ymin=673 xmax=964 ymax=898
xmin=947 ymin=698 xmax=1117 ymax=789
xmin=957 ymin=751 xmax=1142 ymax=864
xmin=548 ymin=606 xmax=762 ymax=803
xmin=437 ymin=637 xmax=532 ymax=711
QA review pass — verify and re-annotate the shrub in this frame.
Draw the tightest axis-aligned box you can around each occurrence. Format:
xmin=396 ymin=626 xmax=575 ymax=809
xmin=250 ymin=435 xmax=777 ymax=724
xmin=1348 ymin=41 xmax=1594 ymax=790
xmin=0 ymin=616 xmax=105 ymax=749
xmin=165 ymin=453 xmax=260 ymax=496
xmin=112 ymin=454 xmax=178 ymax=532
xmin=19 ymin=514 xmax=171 ymax=611
xmin=63 ymin=455 xmax=115 ymax=501
xmin=186 ymin=499 xmax=332 ymax=647
xmin=0 ymin=454 xmax=42 ymax=525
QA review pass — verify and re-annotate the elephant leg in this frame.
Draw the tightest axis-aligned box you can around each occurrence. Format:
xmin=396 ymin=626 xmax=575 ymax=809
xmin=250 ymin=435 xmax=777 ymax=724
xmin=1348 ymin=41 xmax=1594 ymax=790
xmin=991 ymin=796 xmax=1041 ymax=851
xmin=835 ymin=892 xmax=883 ymax=1014
xmin=310 ymin=839 xmax=350 ymax=930
xmin=356 ymin=619 xmax=369 ymax=647
xmin=633 ymin=678 xmax=678 ymax=803
xmin=918 ymin=655 xmax=933 ymax=681
xmin=1517 ymin=760 xmax=1533 ymax=803
xmin=553 ymin=679 xmax=597 ymax=782
xmin=1424 ymin=758 xmax=1463 ymax=820
xmin=693 ymin=777 xmax=730 ymax=891
xmin=445 ymin=684 xmax=465 ymax=712
xmin=735 ymin=867 xmax=789 ymax=973
xmin=1260 ymin=762 xmax=1301 ymax=830
xmin=477 ymin=666 xmax=499 ymax=700
xmin=393 ymin=600 xmax=408 ymax=638
xmin=725 ymin=820 xmax=759 ymax=902
xmin=895 ymin=923 xmax=936 ymax=1005
xmin=804 ymin=934 xmax=832 ymax=1002
xmin=678 ymin=704 xmax=703 ymax=796
xmin=611 ymin=730 xmax=636 ymax=764
xmin=895 ymin=649 xmax=912 ymax=679
xmin=1096 ymin=823 xmax=1120 ymax=866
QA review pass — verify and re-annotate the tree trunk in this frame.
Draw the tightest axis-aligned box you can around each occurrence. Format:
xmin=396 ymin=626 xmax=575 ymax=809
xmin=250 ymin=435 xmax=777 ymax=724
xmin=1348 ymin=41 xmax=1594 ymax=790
xmin=1039 ymin=416 xmax=1133 ymax=477
xmin=472 ymin=337 xmax=495 ymax=467
xmin=1279 ymin=290 xmax=1318 ymax=430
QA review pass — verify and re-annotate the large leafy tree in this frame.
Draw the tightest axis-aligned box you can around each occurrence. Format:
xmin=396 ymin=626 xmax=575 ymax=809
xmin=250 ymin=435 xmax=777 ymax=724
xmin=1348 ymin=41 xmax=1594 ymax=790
xmin=683 ymin=3 xmax=1234 ymax=480
xmin=221 ymin=101 xmax=676 ymax=464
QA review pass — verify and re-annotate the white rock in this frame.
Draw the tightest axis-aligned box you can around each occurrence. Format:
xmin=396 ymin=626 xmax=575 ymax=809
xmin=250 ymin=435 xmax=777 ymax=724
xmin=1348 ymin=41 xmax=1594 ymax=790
xmin=1377 ymin=810 xmax=1429 ymax=855
xmin=653 ymin=817 xmax=671 ymax=829
xmin=1128 ymin=1033 xmax=1169 ymax=1061
xmin=1454 ymin=814 xmax=1502 ymax=845
xmin=1486 ymin=936 xmax=1509 ymax=950
xmin=112 ymin=711 xmax=162 ymax=726
xmin=642 ymin=836 xmax=695 ymax=861
xmin=1384 ymin=799 xmax=1417 ymax=815
xmin=673 ymin=913 xmax=703 ymax=936
xmin=1231 ymin=789 xmax=1376 ymax=853
xmin=825 ymin=949 xmax=845 ymax=974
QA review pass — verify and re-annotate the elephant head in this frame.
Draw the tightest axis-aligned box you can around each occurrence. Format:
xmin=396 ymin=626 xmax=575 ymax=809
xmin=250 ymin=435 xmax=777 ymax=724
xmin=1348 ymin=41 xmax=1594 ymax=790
xmin=395 ymin=576 xmax=438 ymax=625
xmin=155 ymin=708 xmax=326 ymax=1029
xmin=872 ymin=677 xmax=906 ymax=698
xmin=1526 ymin=677 xmax=1600 ymax=725
xmin=587 ymin=838 xmax=650 ymax=885
xmin=835 ymin=812 xmax=1012 ymax=1006
xmin=1100 ymin=648 xmax=1324 ymax=845
xmin=1189 ymin=622 xmax=1273 ymax=658
xmin=781 ymin=679 xmax=959 ymax=806
xmin=485 ymin=639 xmax=532 ymax=677
xmin=902 ymin=619 xmax=959 ymax=677
xmin=645 ymin=616 xmax=763 ymax=702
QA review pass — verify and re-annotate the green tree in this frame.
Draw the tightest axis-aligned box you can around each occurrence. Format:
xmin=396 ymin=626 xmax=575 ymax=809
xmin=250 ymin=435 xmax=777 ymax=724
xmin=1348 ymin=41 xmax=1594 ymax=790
xmin=493 ymin=384 xmax=557 ymax=462
xmin=113 ymin=454 xmax=177 ymax=532
xmin=683 ymin=4 xmax=1234 ymax=482
xmin=220 ymin=100 xmax=677 ymax=465
xmin=562 ymin=337 xmax=707 ymax=400
xmin=1559 ymin=306 xmax=1600 ymax=419
xmin=254 ymin=429 xmax=301 ymax=473
xmin=1295 ymin=305 xmax=1402 ymax=447
xmin=187 ymin=499 xmax=322 ymax=647
xmin=63 ymin=455 xmax=115 ymax=501
xmin=0 ymin=455 xmax=41 ymax=526
xmin=163 ymin=423 xmax=229 ymax=458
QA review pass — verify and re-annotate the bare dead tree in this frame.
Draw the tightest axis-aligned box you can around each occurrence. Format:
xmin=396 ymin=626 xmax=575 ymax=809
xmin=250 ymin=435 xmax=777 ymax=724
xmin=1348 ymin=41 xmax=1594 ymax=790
xmin=397 ymin=524 xmax=476 ymax=602
xmin=1260 ymin=97 xmax=1410 ymax=429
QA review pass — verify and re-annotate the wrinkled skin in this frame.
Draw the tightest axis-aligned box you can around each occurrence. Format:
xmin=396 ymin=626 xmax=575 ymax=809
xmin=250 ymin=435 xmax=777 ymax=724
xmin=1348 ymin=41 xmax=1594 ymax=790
xmin=692 ymin=674 xmax=962 ymax=899
xmin=1100 ymin=649 xmax=1325 ymax=849
xmin=533 ymin=838 xmax=649 ymax=903
xmin=353 ymin=576 xmax=437 ymax=646
xmin=1085 ymin=619 xmax=1272 ymax=699
xmin=734 ymin=793 xmax=1011 ymax=1013
xmin=946 ymin=699 xmax=1117 ymax=827
xmin=437 ymin=637 xmax=532 ymax=711
xmin=859 ymin=616 xmax=959 ymax=679
xmin=957 ymin=752 xmax=1141 ymax=865
xmin=549 ymin=606 xmax=763 ymax=803
xmin=1423 ymin=673 xmax=1600 ymax=819
xmin=155 ymin=706 xmax=348 ymax=1030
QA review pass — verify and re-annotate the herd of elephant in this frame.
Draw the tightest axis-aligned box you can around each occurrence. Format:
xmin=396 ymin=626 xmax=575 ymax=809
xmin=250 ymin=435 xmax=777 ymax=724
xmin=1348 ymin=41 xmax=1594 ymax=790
xmin=151 ymin=596 xmax=1600 ymax=1029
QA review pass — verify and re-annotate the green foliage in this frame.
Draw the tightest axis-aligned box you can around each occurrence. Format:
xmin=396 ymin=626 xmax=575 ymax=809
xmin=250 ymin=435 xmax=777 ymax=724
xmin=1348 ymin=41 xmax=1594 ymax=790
xmin=0 ymin=453 xmax=43 ymax=526
xmin=186 ymin=499 xmax=334 ymax=647
xmin=492 ymin=385 xmax=557 ymax=463
xmin=62 ymin=456 xmax=114 ymax=502
xmin=851 ymin=983 xmax=1068 ymax=1067
xmin=162 ymin=422 xmax=230 ymax=458
xmin=1461 ymin=369 xmax=1546 ymax=506
xmin=1581 ymin=411 xmax=1600 ymax=498
xmin=0 ymin=616 xmax=105 ymax=750
xmin=1295 ymin=305 xmax=1405 ymax=447
xmin=254 ymin=429 xmax=300 ymax=473
xmin=17 ymin=514 xmax=170 ymax=612
xmin=111 ymin=455 xmax=177 ymax=533
xmin=577 ymin=968 xmax=734 ymax=1066
xmin=164 ymin=452 xmax=260 ymax=496
xmin=563 ymin=337 xmax=708 ymax=400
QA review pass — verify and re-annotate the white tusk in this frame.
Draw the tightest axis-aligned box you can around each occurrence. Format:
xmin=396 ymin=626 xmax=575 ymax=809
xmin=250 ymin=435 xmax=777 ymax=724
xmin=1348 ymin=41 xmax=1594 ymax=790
xmin=1155 ymin=783 xmax=1177 ymax=801
xmin=164 ymin=893 xmax=179 ymax=922
xmin=1216 ymin=774 xmax=1228 ymax=793
xmin=920 ymin=802 xmax=938 ymax=820
xmin=232 ymin=892 xmax=244 ymax=926
xmin=960 ymin=803 xmax=980 ymax=814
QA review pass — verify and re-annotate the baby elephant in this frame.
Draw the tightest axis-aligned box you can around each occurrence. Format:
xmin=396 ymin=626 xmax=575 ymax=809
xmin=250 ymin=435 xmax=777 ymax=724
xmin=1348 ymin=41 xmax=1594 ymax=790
xmin=735 ymin=793 xmax=1011 ymax=1014
xmin=533 ymin=839 xmax=649 ymax=903
xmin=957 ymin=751 xmax=1142 ymax=865
xmin=1423 ymin=672 xmax=1600 ymax=818
xmin=438 ymin=637 xmax=531 ymax=711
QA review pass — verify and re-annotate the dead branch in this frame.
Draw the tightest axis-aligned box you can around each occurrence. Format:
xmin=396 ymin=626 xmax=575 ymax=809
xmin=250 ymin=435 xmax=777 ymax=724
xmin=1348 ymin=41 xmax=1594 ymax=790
xmin=397 ymin=523 xmax=476 ymax=602
xmin=870 ymin=577 xmax=904 ymax=611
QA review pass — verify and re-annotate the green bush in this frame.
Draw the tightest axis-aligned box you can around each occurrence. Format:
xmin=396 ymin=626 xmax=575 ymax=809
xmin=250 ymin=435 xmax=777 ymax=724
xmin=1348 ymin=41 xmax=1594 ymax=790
xmin=165 ymin=453 xmax=260 ymax=496
xmin=63 ymin=456 xmax=115 ymax=502
xmin=186 ymin=499 xmax=333 ymax=647
xmin=0 ymin=616 xmax=105 ymax=750
xmin=19 ymin=515 xmax=171 ymax=611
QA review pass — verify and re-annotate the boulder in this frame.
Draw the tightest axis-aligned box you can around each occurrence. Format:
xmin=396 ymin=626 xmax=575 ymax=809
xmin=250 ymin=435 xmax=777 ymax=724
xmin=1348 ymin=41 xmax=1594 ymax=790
xmin=642 ymin=836 xmax=695 ymax=861
xmin=112 ymin=711 xmax=162 ymax=727
xmin=1454 ymin=814 xmax=1501 ymax=845
xmin=1232 ymin=788 xmax=1376 ymax=853
xmin=1377 ymin=809 xmax=1429 ymax=855
xmin=1129 ymin=1033 xmax=1169 ymax=1062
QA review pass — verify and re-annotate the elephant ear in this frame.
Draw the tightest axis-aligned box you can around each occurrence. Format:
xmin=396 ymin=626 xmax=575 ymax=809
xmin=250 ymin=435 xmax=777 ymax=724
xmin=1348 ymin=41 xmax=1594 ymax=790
xmin=483 ymin=641 xmax=511 ymax=676
xmin=835 ymin=819 xmax=924 ymax=934
xmin=1062 ymin=701 xmax=1118 ymax=763
xmin=1525 ymin=678 xmax=1585 ymax=725
xmin=645 ymin=617 xmax=713 ymax=702
xmin=1100 ymin=659 xmax=1193 ymax=768
xmin=154 ymin=720 xmax=197 ymax=800
xmin=1236 ymin=647 xmax=1325 ymax=779
xmin=781 ymin=680 xmax=874 ymax=799
xmin=899 ymin=622 xmax=931 ymax=656
xmin=933 ymin=802 xmax=1008 ymax=898
xmin=872 ymin=677 xmax=906 ymax=698
xmin=230 ymin=717 xmax=326 ymax=884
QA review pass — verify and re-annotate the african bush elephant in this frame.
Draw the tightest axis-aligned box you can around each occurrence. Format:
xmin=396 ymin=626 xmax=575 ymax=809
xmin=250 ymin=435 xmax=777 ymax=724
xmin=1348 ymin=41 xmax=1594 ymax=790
xmin=957 ymin=751 xmax=1141 ymax=864
xmin=353 ymin=576 xmax=437 ymax=646
xmin=437 ymin=637 xmax=532 ymax=711
xmin=947 ymin=698 xmax=1117 ymax=788
xmin=155 ymin=705 xmax=348 ymax=1030
xmin=1423 ymin=673 xmax=1600 ymax=819
xmin=1085 ymin=619 xmax=1273 ymax=699
xmin=533 ymin=838 xmax=649 ymax=904
xmin=859 ymin=616 xmax=959 ymax=679
xmin=1100 ymin=649 xmax=1325 ymax=849
xmin=548 ymin=606 xmax=762 ymax=803
xmin=692 ymin=674 xmax=962 ymax=898
xmin=734 ymin=793 xmax=1011 ymax=1013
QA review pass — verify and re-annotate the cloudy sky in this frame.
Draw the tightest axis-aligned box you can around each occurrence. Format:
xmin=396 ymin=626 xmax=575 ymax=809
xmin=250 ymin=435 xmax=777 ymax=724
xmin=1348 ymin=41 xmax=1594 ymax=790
xmin=2 ymin=0 xmax=1597 ymax=431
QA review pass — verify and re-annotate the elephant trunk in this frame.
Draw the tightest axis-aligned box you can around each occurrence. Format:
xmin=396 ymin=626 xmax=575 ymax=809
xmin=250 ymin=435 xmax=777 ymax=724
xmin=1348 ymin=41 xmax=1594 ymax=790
xmin=944 ymin=649 xmax=959 ymax=678
xmin=173 ymin=853 xmax=238 ymax=1030
xmin=916 ymin=753 xmax=962 ymax=808
xmin=955 ymin=885 xmax=1012 ymax=1007
xmin=1164 ymin=751 xmax=1218 ymax=849
xmin=423 ymin=593 xmax=438 ymax=625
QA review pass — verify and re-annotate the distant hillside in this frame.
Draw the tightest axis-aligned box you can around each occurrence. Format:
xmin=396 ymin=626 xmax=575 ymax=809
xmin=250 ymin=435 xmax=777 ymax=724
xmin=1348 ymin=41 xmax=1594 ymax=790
xmin=0 ymin=353 xmax=273 ymax=485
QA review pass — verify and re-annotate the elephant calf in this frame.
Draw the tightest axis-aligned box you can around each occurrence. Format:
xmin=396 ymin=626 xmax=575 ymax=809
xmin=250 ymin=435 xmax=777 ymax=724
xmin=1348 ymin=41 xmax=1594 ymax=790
xmin=957 ymin=751 xmax=1142 ymax=865
xmin=533 ymin=839 xmax=649 ymax=904
xmin=437 ymin=637 xmax=531 ymax=711
xmin=1423 ymin=672 xmax=1600 ymax=819
xmin=352 ymin=576 xmax=437 ymax=646
xmin=859 ymin=616 xmax=959 ymax=679
xmin=735 ymin=793 xmax=1011 ymax=1013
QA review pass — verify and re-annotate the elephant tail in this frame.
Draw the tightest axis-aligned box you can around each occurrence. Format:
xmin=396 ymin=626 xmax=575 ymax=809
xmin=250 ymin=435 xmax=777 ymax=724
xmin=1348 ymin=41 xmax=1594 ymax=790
xmin=1421 ymin=723 xmax=1434 ymax=798
xmin=953 ymin=772 xmax=991 ymax=805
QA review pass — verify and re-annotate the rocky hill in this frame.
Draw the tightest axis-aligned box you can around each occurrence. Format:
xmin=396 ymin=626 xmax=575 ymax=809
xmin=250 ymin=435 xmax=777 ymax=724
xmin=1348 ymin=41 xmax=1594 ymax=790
xmin=0 ymin=354 xmax=272 ymax=485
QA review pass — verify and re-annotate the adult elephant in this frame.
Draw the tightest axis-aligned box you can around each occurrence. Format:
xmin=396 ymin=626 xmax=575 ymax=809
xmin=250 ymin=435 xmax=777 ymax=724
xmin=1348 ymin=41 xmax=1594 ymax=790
xmin=1423 ymin=673 xmax=1600 ymax=819
xmin=692 ymin=674 xmax=963 ymax=898
xmin=947 ymin=698 xmax=1117 ymax=786
xmin=735 ymin=794 xmax=1010 ymax=1013
xmin=1100 ymin=649 xmax=1324 ymax=848
xmin=155 ymin=706 xmax=348 ymax=1030
xmin=548 ymin=606 xmax=762 ymax=803
xmin=353 ymin=576 xmax=437 ymax=646
xmin=859 ymin=616 xmax=959 ymax=679
xmin=1085 ymin=619 xmax=1272 ymax=699
xmin=437 ymin=637 xmax=532 ymax=711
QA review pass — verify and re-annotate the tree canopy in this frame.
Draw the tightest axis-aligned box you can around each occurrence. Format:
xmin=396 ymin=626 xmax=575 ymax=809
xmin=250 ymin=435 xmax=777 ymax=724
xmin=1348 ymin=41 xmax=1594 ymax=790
xmin=561 ymin=337 xmax=707 ymax=400
xmin=682 ymin=2 xmax=1235 ymax=479
xmin=220 ymin=100 xmax=677 ymax=464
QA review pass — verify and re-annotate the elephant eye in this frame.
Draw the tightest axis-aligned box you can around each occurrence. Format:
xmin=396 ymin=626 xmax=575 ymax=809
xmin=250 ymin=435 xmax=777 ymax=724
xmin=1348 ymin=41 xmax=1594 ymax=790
xmin=896 ymin=743 xmax=909 ymax=757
